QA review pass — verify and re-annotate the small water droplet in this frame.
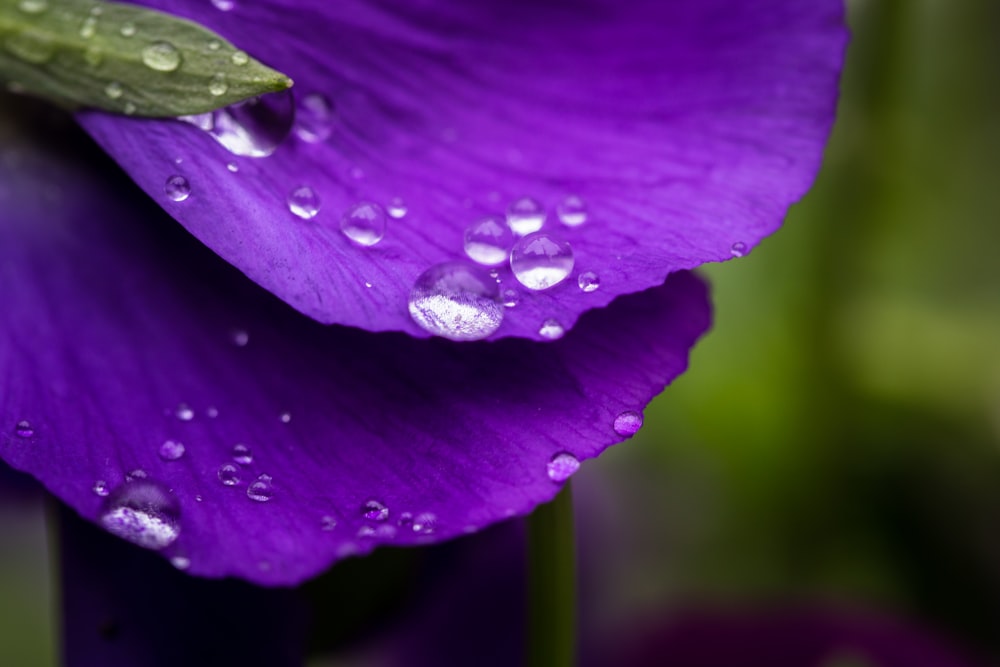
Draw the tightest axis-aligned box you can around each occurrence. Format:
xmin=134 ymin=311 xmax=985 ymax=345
xmin=206 ymin=406 xmax=219 ymax=418
xmin=231 ymin=329 xmax=249 ymax=346
xmin=195 ymin=494 xmax=203 ymax=502
xmin=538 ymin=318 xmax=565 ymax=340
xmin=364 ymin=280 xmax=373 ymax=288
xmin=502 ymin=288 xmax=519 ymax=308
xmin=99 ymin=480 xmax=180 ymax=550
xmin=79 ymin=16 xmax=98 ymax=39
xmin=613 ymin=410 xmax=643 ymax=437
xmin=411 ymin=512 xmax=436 ymax=534
xmin=174 ymin=403 xmax=194 ymax=421
xmin=158 ymin=440 xmax=185 ymax=461
xmin=464 ymin=216 xmax=513 ymax=266
xmin=408 ymin=262 xmax=504 ymax=341
xmin=119 ymin=22 xmax=136 ymax=37
xmin=231 ymin=443 xmax=252 ymax=465
xmin=142 ymin=41 xmax=181 ymax=72
xmin=170 ymin=556 xmax=190 ymax=570
xmin=362 ymin=500 xmax=389 ymax=521
xmin=320 ymin=515 xmax=337 ymax=531
xmin=123 ymin=102 xmax=136 ymax=116
xmin=164 ymin=175 xmax=191 ymax=202
xmin=93 ymin=480 xmax=110 ymax=497
xmin=577 ymin=271 xmax=600 ymax=292
xmin=510 ymin=233 xmax=574 ymax=290
xmin=340 ymin=202 xmax=386 ymax=246
xmin=208 ymin=72 xmax=228 ymax=96
xmin=230 ymin=50 xmax=249 ymax=66
xmin=207 ymin=39 xmax=221 ymax=51
xmin=356 ymin=525 xmax=376 ymax=538
xmin=211 ymin=0 xmax=235 ymax=10
xmin=387 ymin=197 xmax=407 ymax=219
xmin=557 ymin=195 xmax=588 ymax=226
xmin=15 ymin=420 xmax=34 ymax=438
xmin=247 ymin=474 xmax=274 ymax=502
xmin=294 ymin=92 xmax=334 ymax=143
xmin=279 ymin=411 xmax=291 ymax=424
xmin=287 ymin=185 xmax=320 ymax=220
xmin=730 ymin=241 xmax=747 ymax=258
xmin=217 ymin=463 xmax=241 ymax=486
xmin=104 ymin=81 xmax=123 ymax=99
xmin=506 ymin=197 xmax=546 ymax=236
xmin=547 ymin=452 xmax=580 ymax=482
xmin=18 ymin=0 xmax=48 ymax=14
xmin=226 ymin=161 xmax=239 ymax=173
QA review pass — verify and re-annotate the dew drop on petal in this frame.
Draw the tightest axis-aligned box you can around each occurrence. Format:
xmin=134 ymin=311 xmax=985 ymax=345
xmin=556 ymin=195 xmax=588 ymax=226
xmin=340 ymin=202 xmax=386 ymax=246
xmin=294 ymin=93 xmax=334 ymax=143
xmin=226 ymin=162 xmax=239 ymax=173
xmin=613 ymin=410 xmax=643 ymax=437
xmin=506 ymin=197 xmax=546 ymax=236
xmin=538 ymin=318 xmax=565 ymax=340
xmin=231 ymin=443 xmax=252 ymax=465
xmin=158 ymin=440 xmax=185 ymax=461
xmin=14 ymin=420 xmax=34 ymax=438
xmin=510 ymin=233 xmax=574 ymax=290
xmin=279 ymin=411 xmax=291 ymax=424
xmin=170 ymin=556 xmax=191 ymax=570
xmin=217 ymin=463 xmax=240 ymax=486
xmin=92 ymin=480 xmax=110 ymax=497
xmin=408 ymin=262 xmax=503 ymax=341
xmin=730 ymin=241 xmax=747 ymax=258
xmin=502 ymin=288 xmax=519 ymax=308
xmin=362 ymin=500 xmax=389 ymax=522
xmin=231 ymin=329 xmax=249 ymax=346
xmin=397 ymin=512 xmax=413 ymax=528
xmin=99 ymin=480 xmax=180 ymax=551
xmin=577 ymin=271 xmax=600 ymax=292
xmin=174 ymin=403 xmax=194 ymax=421
xmin=464 ymin=216 xmax=513 ymax=266
xmin=547 ymin=452 xmax=580 ymax=482
xmin=412 ymin=512 xmax=436 ymax=534
xmin=287 ymin=185 xmax=320 ymax=220
xmin=210 ymin=0 xmax=234 ymax=11
xmin=246 ymin=474 xmax=274 ymax=502
xmin=164 ymin=175 xmax=190 ymax=202
xmin=142 ymin=41 xmax=181 ymax=72
xmin=126 ymin=469 xmax=147 ymax=482
xmin=320 ymin=515 xmax=337 ymax=531
xmin=387 ymin=197 xmax=407 ymax=219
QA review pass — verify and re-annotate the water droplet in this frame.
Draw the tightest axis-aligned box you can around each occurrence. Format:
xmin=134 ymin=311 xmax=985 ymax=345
xmin=208 ymin=73 xmax=228 ymax=96
xmin=279 ymin=411 xmax=291 ymax=424
xmin=15 ymin=420 xmax=34 ymax=438
xmin=340 ymin=202 xmax=386 ymax=246
xmin=170 ymin=556 xmax=190 ymax=570
xmin=362 ymin=500 xmax=389 ymax=521
xmin=217 ymin=463 xmax=240 ymax=486
xmin=387 ymin=197 xmax=407 ymax=219
xmin=556 ymin=195 xmax=588 ymax=226
xmin=158 ymin=440 xmax=185 ymax=461
xmin=730 ymin=241 xmax=747 ymax=258
xmin=231 ymin=329 xmax=249 ymax=346
xmin=206 ymin=406 xmax=219 ymax=418
xmin=397 ymin=512 xmax=413 ymax=528
xmin=231 ymin=50 xmax=249 ymax=66
xmin=246 ymin=474 xmax=273 ymax=502
xmin=79 ymin=16 xmax=98 ymax=39
xmin=613 ymin=410 xmax=643 ymax=437
xmin=195 ymin=494 xmax=203 ymax=502
xmin=207 ymin=39 xmax=221 ymax=51
xmin=123 ymin=102 xmax=136 ymax=116
xmin=126 ymin=468 xmax=147 ymax=482
xmin=119 ymin=22 xmax=136 ymax=37
xmin=99 ymin=480 xmax=180 ymax=550
xmin=174 ymin=403 xmax=194 ymax=421
xmin=231 ymin=443 xmax=252 ymax=465
xmin=294 ymin=92 xmax=334 ymax=143
xmin=577 ymin=271 xmax=600 ymax=292
xmin=142 ymin=41 xmax=181 ymax=72
xmin=104 ymin=81 xmax=123 ymax=99
xmin=412 ymin=512 xmax=436 ymax=534
xmin=538 ymin=318 xmax=565 ymax=340
xmin=226 ymin=161 xmax=238 ymax=173
xmin=164 ymin=175 xmax=191 ymax=202
xmin=18 ymin=0 xmax=48 ymax=14
xmin=211 ymin=0 xmax=234 ymax=10
xmin=320 ymin=515 xmax=337 ymax=531
xmin=464 ymin=216 xmax=513 ymax=266
xmin=502 ymin=288 xmax=519 ymax=308
xmin=408 ymin=262 xmax=504 ymax=341
xmin=510 ymin=233 xmax=574 ymax=290
xmin=356 ymin=525 xmax=377 ymax=538
xmin=506 ymin=197 xmax=546 ymax=236
xmin=93 ymin=480 xmax=110 ymax=497
xmin=547 ymin=452 xmax=580 ymax=482
xmin=287 ymin=185 xmax=320 ymax=220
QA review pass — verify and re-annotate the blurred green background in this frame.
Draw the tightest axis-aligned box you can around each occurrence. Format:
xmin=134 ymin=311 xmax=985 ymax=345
xmin=2 ymin=0 xmax=998 ymax=663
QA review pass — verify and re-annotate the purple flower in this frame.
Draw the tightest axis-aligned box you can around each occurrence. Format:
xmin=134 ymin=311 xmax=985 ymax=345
xmin=0 ymin=0 xmax=845 ymax=585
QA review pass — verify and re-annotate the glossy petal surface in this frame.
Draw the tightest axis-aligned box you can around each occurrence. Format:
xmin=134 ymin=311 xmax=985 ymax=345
xmin=0 ymin=112 xmax=710 ymax=585
xmin=79 ymin=0 xmax=844 ymax=339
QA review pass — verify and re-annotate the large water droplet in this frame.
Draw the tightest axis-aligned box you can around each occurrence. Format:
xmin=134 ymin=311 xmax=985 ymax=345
xmin=246 ymin=474 xmax=274 ymax=502
xmin=287 ymin=185 xmax=320 ymax=220
xmin=164 ymin=175 xmax=190 ymax=202
xmin=408 ymin=262 xmax=504 ymax=341
xmin=340 ymin=202 xmax=386 ymax=246
xmin=142 ymin=41 xmax=181 ymax=72
xmin=208 ymin=73 xmax=228 ymax=96
xmin=510 ymin=233 xmax=574 ymax=290
xmin=502 ymin=288 xmax=519 ymax=308
xmin=547 ymin=452 xmax=580 ymax=482
xmin=613 ymin=410 xmax=643 ymax=437
xmin=538 ymin=318 xmax=565 ymax=340
xmin=464 ymin=216 xmax=513 ymax=266
xmin=506 ymin=197 xmax=546 ymax=236
xmin=232 ymin=443 xmax=252 ymax=465
xmin=577 ymin=271 xmax=600 ymax=292
xmin=231 ymin=50 xmax=249 ymax=66
xmin=15 ymin=420 xmax=34 ymax=438
xmin=99 ymin=480 xmax=180 ymax=550
xmin=180 ymin=91 xmax=294 ymax=158
xmin=294 ymin=93 xmax=334 ymax=143
xmin=556 ymin=195 xmax=588 ymax=226
xmin=362 ymin=499 xmax=389 ymax=521
xmin=217 ymin=463 xmax=241 ymax=486
xmin=158 ymin=440 xmax=185 ymax=461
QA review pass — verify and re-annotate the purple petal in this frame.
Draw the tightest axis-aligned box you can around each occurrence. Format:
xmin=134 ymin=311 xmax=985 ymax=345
xmin=0 ymin=108 xmax=710 ymax=585
xmin=78 ymin=0 xmax=845 ymax=340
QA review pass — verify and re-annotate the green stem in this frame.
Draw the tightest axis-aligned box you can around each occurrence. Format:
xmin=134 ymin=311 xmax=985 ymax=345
xmin=526 ymin=481 xmax=577 ymax=667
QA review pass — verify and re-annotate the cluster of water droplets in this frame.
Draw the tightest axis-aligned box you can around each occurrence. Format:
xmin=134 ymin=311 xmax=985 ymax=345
xmin=357 ymin=500 xmax=437 ymax=539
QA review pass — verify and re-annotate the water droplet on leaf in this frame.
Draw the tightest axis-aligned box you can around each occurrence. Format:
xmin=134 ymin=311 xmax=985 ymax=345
xmin=142 ymin=41 xmax=181 ymax=72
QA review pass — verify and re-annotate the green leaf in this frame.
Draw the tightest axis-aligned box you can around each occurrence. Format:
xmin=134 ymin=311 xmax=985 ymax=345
xmin=0 ymin=0 xmax=292 ymax=117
